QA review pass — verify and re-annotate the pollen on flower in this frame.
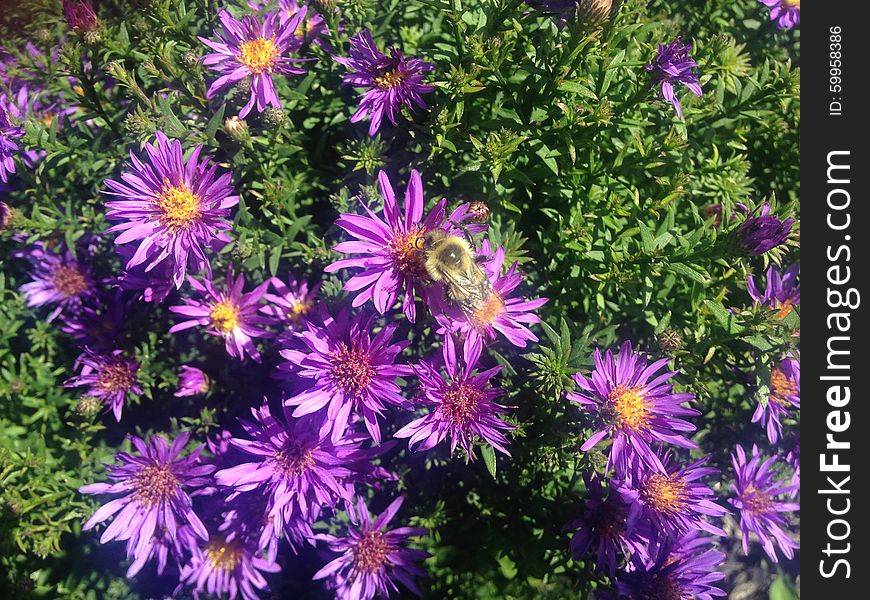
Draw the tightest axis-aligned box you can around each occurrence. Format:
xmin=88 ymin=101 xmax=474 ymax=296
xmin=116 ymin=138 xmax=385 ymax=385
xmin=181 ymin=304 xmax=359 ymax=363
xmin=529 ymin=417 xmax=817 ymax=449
xmin=155 ymin=181 xmax=203 ymax=233
xmin=275 ymin=443 xmax=315 ymax=477
xmin=374 ymin=68 xmax=407 ymax=90
xmin=776 ymin=300 xmax=794 ymax=319
xmin=783 ymin=0 xmax=800 ymax=7
xmin=440 ymin=382 xmax=483 ymax=428
xmin=470 ymin=292 xmax=505 ymax=329
xmin=641 ymin=473 xmax=689 ymax=515
xmin=238 ymin=36 xmax=280 ymax=74
xmin=740 ymin=484 xmax=773 ymax=515
xmin=206 ymin=537 xmax=244 ymax=572
xmin=328 ymin=343 xmax=375 ymax=398
xmin=132 ymin=464 xmax=179 ymax=508
xmin=388 ymin=225 xmax=428 ymax=279
xmin=210 ymin=299 xmax=240 ymax=334
xmin=593 ymin=502 xmax=629 ymax=541
xmin=288 ymin=299 xmax=312 ymax=324
xmin=768 ymin=368 xmax=797 ymax=406
xmin=353 ymin=531 xmax=390 ymax=573
xmin=96 ymin=359 xmax=138 ymax=394
xmin=649 ymin=578 xmax=685 ymax=600
xmin=608 ymin=384 xmax=651 ymax=432
xmin=51 ymin=264 xmax=89 ymax=297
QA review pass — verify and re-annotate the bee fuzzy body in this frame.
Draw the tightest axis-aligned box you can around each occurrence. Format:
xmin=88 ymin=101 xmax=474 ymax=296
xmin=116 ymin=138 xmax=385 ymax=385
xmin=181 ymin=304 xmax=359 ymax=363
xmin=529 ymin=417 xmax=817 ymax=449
xmin=423 ymin=229 xmax=493 ymax=316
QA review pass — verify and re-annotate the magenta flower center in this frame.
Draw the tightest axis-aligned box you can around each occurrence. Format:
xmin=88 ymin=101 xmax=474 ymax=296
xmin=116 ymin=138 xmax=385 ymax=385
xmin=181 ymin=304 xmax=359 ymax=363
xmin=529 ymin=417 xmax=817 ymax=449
xmin=469 ymin=292 xmax=506 ymax=329
xmin=647 ymin=576 xmax=684 ymax=600
xmin=440 ymin=382 xmax=484 ymax=428
xmin=51 ymin=264 xmax=89 ymax=297
xmin=328 ymin=343 xmax=375 ymax=397
xmin=238 ymin=37 xmax=280 ymax=74
xmin=741 ymin=484 xmax=773 ymax=515
xmin=768 ymin=368 xmax=797 ymax=406
xmin=206 ymin=537 xmax=244 ymax=572
xmin=388 ymin=225 xmax=428 ymax=279
xmin=132 ymin=463 xmax=179 ymax=508
xmin=96 ymin=359 xmax=137 ymax=394
xmin=155 ymin=181 xmax=203 ymax=233
xmin=275 ymin=443 xmax=315 ymax=477
xmin=607 ymin=384 xmax=651 ymax=433
xmin=374 ymin=68 xmax=407 ymax=90
xmin=210 ymin=299 xmax=240 ymax=334
xmin=353 ymin=531 xmax=390 ymax=573
xmin=640 ymin=473 xmax=689 ymax=515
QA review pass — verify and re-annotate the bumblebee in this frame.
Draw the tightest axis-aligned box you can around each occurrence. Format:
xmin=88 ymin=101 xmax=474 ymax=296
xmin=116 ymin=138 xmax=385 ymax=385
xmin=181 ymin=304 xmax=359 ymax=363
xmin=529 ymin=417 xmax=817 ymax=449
xmin=423 ymin=229 xmax=493 ymax=316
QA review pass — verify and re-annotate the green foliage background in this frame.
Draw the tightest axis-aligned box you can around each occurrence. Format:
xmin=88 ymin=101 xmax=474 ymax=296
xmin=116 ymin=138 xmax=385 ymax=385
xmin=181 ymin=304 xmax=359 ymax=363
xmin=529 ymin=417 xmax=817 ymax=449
xmin=1 ymin=0 xmax=799 ymax=598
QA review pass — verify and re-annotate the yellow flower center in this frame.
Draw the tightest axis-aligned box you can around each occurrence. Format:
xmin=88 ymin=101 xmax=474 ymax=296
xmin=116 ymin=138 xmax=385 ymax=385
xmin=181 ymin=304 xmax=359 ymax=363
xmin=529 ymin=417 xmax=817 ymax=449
xmin=155 ymin=181 xmax=202 ymax=233
xmin=238 ymin=37 xmax=280 ymax=74
xmin=608 ymin=384 xmax=651 ymax=433
xmin=275 ymin=443 xmax=315 ymax=477
xmin=440 ymin=382 xmax=484 ymax=428
xmin=206 ymin=537 xmax=245 ymax=572
xmin=768 ymin=367 xmax=797 ymax=406
xmin=641 ymin=473 xmax=688 ymax=515
xmin=782 ymin=0 xmax=799 ymax=8
xmin=741 ymin=484 xmax=773 ymax=515
xmin=51 ymin=264 xmax=89 ymax=297
xmin=388 ymin=225 xmax=428 ymax=279
xmin=96 ymin=359 xmax=137 ymax=394
xmin=470 ymin=292 xmax=506 ymax=329
xmin=353 ymin=531 xmax=390 ymax=574
xmin=132 ymin=464 xmax=179 ymax=508
xmin=328 ymin=343 xmax=375 ymax=398
xmin=210 ymin=300 xmax=240 ymax=334
xmin=288 ymin=299 xmax=312 ymax=324
xmin=374 ymin=68 xmax=407 ymax=90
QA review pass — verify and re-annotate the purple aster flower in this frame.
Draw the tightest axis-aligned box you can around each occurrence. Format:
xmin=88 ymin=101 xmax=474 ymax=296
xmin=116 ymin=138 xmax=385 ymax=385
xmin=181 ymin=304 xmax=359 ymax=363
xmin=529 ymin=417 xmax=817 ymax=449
xmin=525 ymin=0 xmax=613 ymax=24
xmin=199 ymin=9 xmax=311 ymax=118
xmin=646 ymin=37 xmax=702 ymax=120
xmin=614 ymin=450 xmax=728 ymax=540
xmin=59 ymin=291 xmax=126 ymax=350
xmin=325 ymin=169 xmax=448 ymax=323
xmin=214 ymin=403 xmax=371 ymax=553
xmin=278 ymin=0 xmax=330 ymax=49
xmin=603 ymin=531 xmax=726 ymax=600
xmin=64 ymin=348 xmax=142 ymax=422
xmin=566 ymin=341 xmax=699 ymax=474
xmin=179 ymin=526 xmax=280 ymax=600
xmin=759 ymin=0 xmax=800 ymax=30
xmin=395 ymin=336 xmax=514 ymax=457
xmin=432 ymin=242 xmax=548 ymax=355
xmin=79 ymin=433 xmax=214 ymax=575
xmin=19 ymin=243 xmax=96 ymax=321
xmin=0 ymin=106 xmax=24 ymax=183
xmin=63 ymin=0 xmax=99 ymax=32
xmin=785 ymin=438 xmax=800 ymax=496
xmin=103 ymin=131 xmax=239 ymax=288
xmin=747 ymin=263 xmax=799 ymax=319
xmin=281 ymin=308 xmax=413 ymax=444
xmin=169 ymin=266 xmax=273 ymax=362
xmin=313 ymin=496 xmax=430 ymax=600
xmin=334 ymin=29 xmax=435 ymax=136
xmin=175 ymin=365 xmax=211 ymax=397
xmin=736 ymin=203 xmax=794 ymax=255
xmin=729 ymin=444 xmax=799 ymax=562
xmin=563 ymin=470 xmax=650 ymax=577
xmin=752 ymin=355 xmax=799 ymax=444
xmin=260 ymin=274 xmax=320 ymax=334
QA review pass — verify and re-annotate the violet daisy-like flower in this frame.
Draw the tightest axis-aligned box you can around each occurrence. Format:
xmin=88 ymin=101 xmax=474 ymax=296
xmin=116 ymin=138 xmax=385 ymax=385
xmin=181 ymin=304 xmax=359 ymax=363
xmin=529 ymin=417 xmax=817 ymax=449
xmin=20 ymin=243 xmax=95 ymax=321
xmin=563 ymin=471 xmax=650 ymax=577
xmin=736 ymin=203 xmax=794 ymax=255
xmin=278 ymin=0 xmax=330 ymax=49
xmin=0 ymin=105 xmax=23 ymax=183
xmin=64 ymin=348 xmax=143 ymax=422
xmin=567 ymin=340 xmax=699 ymax=474
xmin=334 ymin=29 xmax=435 ymax=136
xmin=395 ymin=336 xmax=514 ymax=458
xmin=214 ymin=404 xmax=371 ymax=552
xmin=260 ymin=274 xmax=320 ymax=334
xmin=646 ymin=37 xmax=702 ymax=120
xmin=59 ymin=291 xmax=126 ymax=350
xmin=432 ymin=242 xmax=548 ymax=356
xmin=179 ymin=526 xmax=280 ymax=600
xmin=615 ymin=450 xmax=728 ymax=540
xmin=729 ymin=444 xmax=800 ymax=563
xmin=175 ymin=365 xmax=211 ymax=397
xmin=759 ymin=0 xmax=800 ymax=30
xmin=313 ymin=496 xmax=430 ymax=600
xmin=63 ymin=0 xmax=99 ymax=32
xmin=325 ymin=169 xmax=448 ymax=323
xmin=281 ymin=308 xmax=413 ymax=444
xmin=747 ymin=263 xmax=799 ymax=319
xmin=79 ymin=433 xmax=214 ymax=575
xmin=103 ymin=131 xmax=239 ymax=288
xmin=169 ymin=266 xmax=273 ymax=362
xmin=199 ymin=9 xmax=310 ymax=118
xmin=752 ymin=355 xmax=799 ymax=444
xmin=602 ymin=531 xmax=726 ymax=600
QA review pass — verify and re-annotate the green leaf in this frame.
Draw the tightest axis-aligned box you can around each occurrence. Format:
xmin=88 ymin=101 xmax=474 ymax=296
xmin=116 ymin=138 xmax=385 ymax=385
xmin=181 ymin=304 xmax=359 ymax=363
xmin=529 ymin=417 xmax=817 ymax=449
xmin=480 ymin=444 xmax=497 ymax=479
xmin=769 ymin=575 xmax=798 ymax=600
xmin=704 ymin=300 xmax=745 ymax=334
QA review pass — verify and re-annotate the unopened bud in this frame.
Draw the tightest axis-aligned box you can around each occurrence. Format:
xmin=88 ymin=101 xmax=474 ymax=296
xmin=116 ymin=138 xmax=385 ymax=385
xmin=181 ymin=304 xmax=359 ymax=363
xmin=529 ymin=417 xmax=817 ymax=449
xmin=63 ymin=0 xmax=99 ymax=33
xmin=657 ymin=329 xmax=683 ymax=352
xmin=224 ymin=116 xmax=249 ymax=141
xmin=468 ymin=200 xmax=490 ymax=223
xmin=0 ymin=202 xmax=11 ymax=230
xmin=262 ymin=107 xmax=287 ymax=128
xmin=181 ymin=51 xmax=200 ymax=68
xmin=76 ymin=395 xmax=103 ymax=418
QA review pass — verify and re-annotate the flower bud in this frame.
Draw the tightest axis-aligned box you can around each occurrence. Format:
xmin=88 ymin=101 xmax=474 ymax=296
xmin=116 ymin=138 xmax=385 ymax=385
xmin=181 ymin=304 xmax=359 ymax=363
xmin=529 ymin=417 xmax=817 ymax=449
xmin=75 ymin=395 xmax=103 ymax=418
xmin=262 ymin=107 xmax=287 ymax=128
xmin=224 ymin=116 xmax=249 ymax=141
xmin=468 ymin=200 xmax=490 ymax=223
xmin=63 ymin=0 xmax=99 ymax=33
xmin=657 ymin=329 xmax=683 ymax=352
